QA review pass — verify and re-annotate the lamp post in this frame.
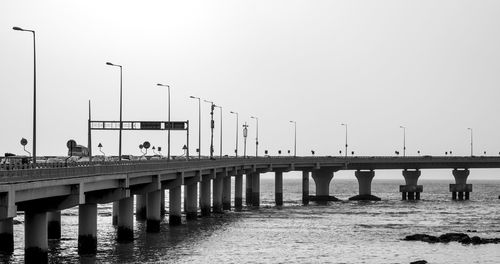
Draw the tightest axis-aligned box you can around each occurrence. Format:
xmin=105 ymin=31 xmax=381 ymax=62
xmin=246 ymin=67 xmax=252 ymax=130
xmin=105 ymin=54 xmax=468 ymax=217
xmin=341 ymin=123 xmax=347 ymax=158
xmin=250 ymin=116 xmax=259 ymax=157
xmin=230 ymin=111 xmax=239 ymax=157
xmin=214 ymin=105 xmax=222 ymax=158
xmin=290 ymin=121 xmax=296 ymax=157
xmin=157 ymin=84 xmax=171 ymax=160
xmin=204 ymin=100 xmax=215 ymax=159
xmin=106 ymin=61 xmax=123 ymax=161
xmin=400 ymin=126 xmax=406 ymax=157
xmin=189 ymin=96 xmax=201 ymax=158
xmin=467 ymin=128 xmax=473 ymax=156
xmin=13 ymin=26 xmax=36 ymax=166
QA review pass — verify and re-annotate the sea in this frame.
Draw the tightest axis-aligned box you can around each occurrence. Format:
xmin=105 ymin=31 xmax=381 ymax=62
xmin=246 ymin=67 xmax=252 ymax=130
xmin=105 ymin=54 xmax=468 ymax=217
xmin=1 ymin=175 xmax=499 ymax=264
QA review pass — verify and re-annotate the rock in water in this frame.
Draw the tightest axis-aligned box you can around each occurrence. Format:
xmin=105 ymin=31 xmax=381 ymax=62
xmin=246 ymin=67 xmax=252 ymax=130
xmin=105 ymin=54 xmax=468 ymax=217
xmin=410 ymin=261 xmax=428 ymax=264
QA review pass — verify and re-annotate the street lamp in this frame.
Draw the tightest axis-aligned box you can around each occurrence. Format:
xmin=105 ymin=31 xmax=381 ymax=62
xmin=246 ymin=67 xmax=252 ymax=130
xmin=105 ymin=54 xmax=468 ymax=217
xmin=13 ymin=26 xmax=37 ymax=166
xmin=341 ymin=123 xmax=347 ymax=158
xmin=157 ymin=84 xmax=171 ymax=160
xmin=214 ymin=105 xmax=223 ymax=158
xmin=106 ymin=61 xmax=123 ymax=161
xmin=250 ymin=116 xmax=259 ymax=157
xmin=230 ymin=111 xmax=239 ymax=157
xmin=400 ymin=125 xmax=406 ymax=157
xmin=467 ymin=128 xmax=473 ymax=156
xmin=290 ymin=121 xmax=297 ymax=157
xmin=189 ymin=96 xmax=201 ymax=158
xmin=204 ymin=100 xmax=215 ymax=159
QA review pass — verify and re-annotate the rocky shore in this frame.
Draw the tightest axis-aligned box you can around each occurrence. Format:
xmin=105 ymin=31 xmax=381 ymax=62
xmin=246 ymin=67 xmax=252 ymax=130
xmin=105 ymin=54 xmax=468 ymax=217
xmin=404 ymin=232 xmax=500 ymax=245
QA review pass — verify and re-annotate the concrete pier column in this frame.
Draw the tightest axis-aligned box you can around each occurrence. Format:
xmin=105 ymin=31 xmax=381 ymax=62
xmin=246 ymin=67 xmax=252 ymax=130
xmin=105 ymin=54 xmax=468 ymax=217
xmin=302 ymin=171 xmax=310 ymax=205
xmin=275 ymin=171 xmax=283 ymax=206
xmin=47 ymin=211 xmax=61 ymax=239
xmin=183 ymin=185 xmax=188 ymax=213
xmin=0 ymin=218 xmax=14 ymax=254
xmin=25 ymin=210 xmax=48 ymax=264
xmin=169 ymin=185 xmax=182 ymax=225
xmin=160 ymin=190 xmax=166 ymax=217
xmin=146 ymin=190 xmax=161 ymax=232
xmin=186 ymin=183 xmax=198 ymax=220
xmin=245 ymin=173 xmax=253 ymax=206
xmin=235 ymin=174 xmax=243 ymax=211
xmin=112 ymin=201 xmax=119 ymax=226
xmin=223 ymin=176 xmax=232 ymax=210
xmin=200 ymin=175 xmax=211 ymax=216
xmin=117 ymin=197 xmax=134 ymax=242
xmin=400 ymin=170 xmax=423 ymax=200
xmin=212 ymin=174 xmax=224 ymax=213
xmin=251 ymin=173 xmax=260 ymax=207
xmin=310 ymin=169 xmax=339 ymax=203
xmin=450 ymin=169 xmax=472 ymax=200
xmin=349 ymin=170 xmax=381 ymax=201
xmin=78 ymin=203 xmax=97 ymax=255
xmin=135 ymin=194 xmax=147 ymax=221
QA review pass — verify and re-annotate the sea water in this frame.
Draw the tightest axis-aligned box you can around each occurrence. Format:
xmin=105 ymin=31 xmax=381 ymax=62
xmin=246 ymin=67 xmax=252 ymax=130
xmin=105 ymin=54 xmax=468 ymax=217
xmin=1 ymin=177 xmax=499 ymax=263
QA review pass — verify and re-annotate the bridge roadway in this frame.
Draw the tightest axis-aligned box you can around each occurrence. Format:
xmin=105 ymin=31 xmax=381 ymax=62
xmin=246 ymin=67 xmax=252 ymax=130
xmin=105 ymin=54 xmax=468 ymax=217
xmin=0 ymin=156 xmax=499 ymax=263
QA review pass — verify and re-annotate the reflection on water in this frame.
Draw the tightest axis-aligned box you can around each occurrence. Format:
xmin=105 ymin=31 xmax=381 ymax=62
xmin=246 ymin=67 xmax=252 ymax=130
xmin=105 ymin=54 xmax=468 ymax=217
xmin=1 ymin=179 xmax=500 ymax=263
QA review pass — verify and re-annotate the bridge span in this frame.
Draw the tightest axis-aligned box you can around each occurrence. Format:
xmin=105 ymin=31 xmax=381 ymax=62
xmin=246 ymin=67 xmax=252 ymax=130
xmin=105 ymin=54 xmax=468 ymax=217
xmin=0 ymin=156 xmax=499 ymax=263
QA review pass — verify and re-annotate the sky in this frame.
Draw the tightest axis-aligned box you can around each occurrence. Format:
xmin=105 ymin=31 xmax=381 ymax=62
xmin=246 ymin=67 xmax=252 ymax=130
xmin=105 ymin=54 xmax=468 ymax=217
xmin=1 ymin=1 xmax=500 ymax=178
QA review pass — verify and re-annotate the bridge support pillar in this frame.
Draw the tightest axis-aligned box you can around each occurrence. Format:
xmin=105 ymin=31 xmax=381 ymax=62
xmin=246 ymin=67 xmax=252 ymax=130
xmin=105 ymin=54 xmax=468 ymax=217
xmin=310 ymin=169 xmax=339 ymax=204
xmin=275 ymin=171 xmax=283 ymax=206
xmin=450 ymin=169 xmax=472 ymax=200
xmin=200 ymin=175 xmax=211 ymax=216
xmin=25 ymin=210 xmax=48 ymax=264
xmin=146 ymin=190 xmax=161 ymax=232
xmin=302 ymin=171 xmax=310 ymax=205
xmin=117 ymin=197 xmax=134 ymax=242
xmin=47 ymin=211 xmax=61 ymax=239
xmin=0 ymin=218 xmax=14 ymax=254
xmin=78 ymin=203 xmax=97 ymax=255
xmin=112 ymin=201 xmax=119 ymax=226
xmin=160 ymin=190 xmax=166 ymax=217
xmin=223 ymin=176 xmax=231 ymax=210
xmin=169 ymin=185 xmax=182 ymax=225
xmin=213 ymin=174 xmax=224 ymax=213
xmin=246 ymin=173 xmax=252 ymax=206
xmin=400 ymin=170 xmax=423 ymax=200
xmin=251 ymin=173 xmax=260 ymax=207
xmin=135 ymin=194 xmax=147 ymax=221
xmin=186 ymin=182 xmax=198 ymax=220
xmin=349 ymin=170 xmax=381 ymax=201
xmin=235 ymin=174 xmax=243 ymax=211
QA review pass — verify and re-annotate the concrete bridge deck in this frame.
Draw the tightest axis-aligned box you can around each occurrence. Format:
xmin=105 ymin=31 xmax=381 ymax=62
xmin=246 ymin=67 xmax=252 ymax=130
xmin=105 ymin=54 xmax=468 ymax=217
xmin=0 ymin=156 xmax=499 ymax=263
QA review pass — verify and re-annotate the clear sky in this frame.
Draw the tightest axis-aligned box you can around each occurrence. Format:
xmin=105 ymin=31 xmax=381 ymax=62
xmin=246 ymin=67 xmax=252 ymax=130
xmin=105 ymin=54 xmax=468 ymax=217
xmin=1 ymin=0 xmax=500 ymax=176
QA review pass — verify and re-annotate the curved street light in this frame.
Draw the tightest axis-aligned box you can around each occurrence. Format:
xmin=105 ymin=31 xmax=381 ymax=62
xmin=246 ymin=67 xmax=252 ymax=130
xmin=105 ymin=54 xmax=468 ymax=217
xmin=106 ymin=61 xmax=123 ymax=160
xmin=400 ymin=126 xmax=406 ymax=157
xmin=290 ymin=121 xmax=296 ymax=157
xmin=189 ymin=96 xmax=201 ymax=158
xmin=157 ymin=84 xmax=171 ymax=160
xmin=230 ymin=111 xmax=239 ymax=157
xmin=467 ymin=128 xmax=473 ymax=156
xmin=13 ymin=26 xmax=36 ymax=165
xmin=250 ymin=116 xmax=259 ymax=157
xmin=341 ymin=123 xmax=347 ymax=158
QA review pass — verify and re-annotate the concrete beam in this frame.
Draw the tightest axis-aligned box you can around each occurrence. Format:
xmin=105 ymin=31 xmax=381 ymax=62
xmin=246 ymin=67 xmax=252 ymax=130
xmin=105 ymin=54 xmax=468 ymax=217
xmin=0 ymin=191 xmax=17 ymax=220
xmin=85 ymin=188 xmax=128 ymax=205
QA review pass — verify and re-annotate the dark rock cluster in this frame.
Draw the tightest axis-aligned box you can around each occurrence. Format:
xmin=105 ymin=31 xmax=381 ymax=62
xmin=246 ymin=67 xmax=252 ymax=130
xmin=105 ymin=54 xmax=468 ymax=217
xmin=404 ymin=232 xmax=500 ymax=245
xmin=410 ymin=261 xmax=427 ymax=264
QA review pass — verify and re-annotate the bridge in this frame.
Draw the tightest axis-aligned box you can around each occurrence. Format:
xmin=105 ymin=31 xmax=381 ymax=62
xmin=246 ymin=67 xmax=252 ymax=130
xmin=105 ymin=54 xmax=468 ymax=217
xmin=0 ymin=156 xmax=498 ymax=263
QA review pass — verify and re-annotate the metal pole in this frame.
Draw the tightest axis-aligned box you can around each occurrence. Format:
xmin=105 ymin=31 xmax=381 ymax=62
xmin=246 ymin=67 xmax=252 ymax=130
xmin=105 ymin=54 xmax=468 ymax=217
xmin=88 ymin=100 xmax=92 ymax=162
xmin=119 ymin=66 xmax=122 ymax=161
xmin=341 ymin=123 xmax=347 ymax=158
xmin=32 ymin=31 xmax=36 ymax=166
xmin=468 ymin=128 xmax=473 ymax=156
xmin=400 ymin=126 xmax=406 ymax=157
xmin=13 ymin=27 xmax=37 ymax=166
xmin=215 ymin=105 xmax=222 ymax=158
xmin=231 ymin=111 xmax=238 ymax=157
xmin=290 ymin=121 xmax=296 ymax=157
xmin=204 ymin=100 xmax=215 ymax=159
xmin=251 ymin=116 xmax=258 ymax=157
xmin=168 ymin=85 xmax=171 ymax=160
